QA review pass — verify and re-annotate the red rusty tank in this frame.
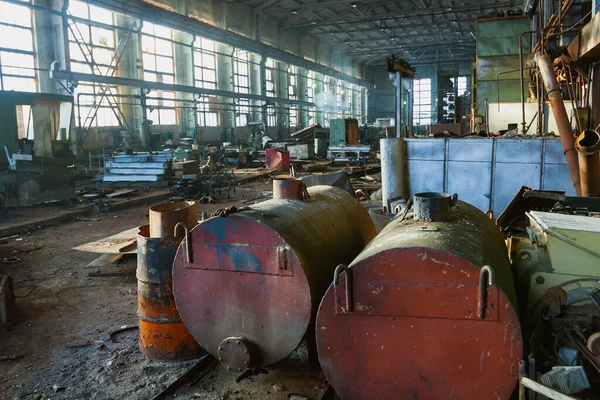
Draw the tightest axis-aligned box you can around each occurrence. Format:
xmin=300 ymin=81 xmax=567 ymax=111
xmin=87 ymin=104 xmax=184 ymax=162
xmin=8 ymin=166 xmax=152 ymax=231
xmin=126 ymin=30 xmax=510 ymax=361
xmin=172 ymin=185 xmax=376 ymax=371
xmin=316 ymin=196 xmax=522 ymax=399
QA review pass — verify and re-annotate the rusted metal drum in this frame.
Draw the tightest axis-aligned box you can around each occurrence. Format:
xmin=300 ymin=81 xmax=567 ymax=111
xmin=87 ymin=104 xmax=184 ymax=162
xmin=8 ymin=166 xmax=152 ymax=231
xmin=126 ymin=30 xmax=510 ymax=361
xmin=316 ymin=200 xmax=522 ymax=399
xmin=137 ymin=225 xmax=204 ymax=361
xmin=172 ymin=185 xmax=376 ymax=371
xmin=149 ymin=201 xmax=197 ymax=239
xmin=272 ymin=177 xmax=304 ymax=200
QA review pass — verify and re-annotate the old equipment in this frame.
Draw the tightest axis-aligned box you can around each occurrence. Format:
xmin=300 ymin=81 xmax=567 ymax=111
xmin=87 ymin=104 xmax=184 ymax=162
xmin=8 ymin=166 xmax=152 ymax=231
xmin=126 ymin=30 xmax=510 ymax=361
xmin=136 ymin=201 xmax=204 ymax=361
xmin=172 ymin=180 xmax=377 ymax=371
xmin=316 ymin=193 xmax=522 ymax=399
xmin=510 ymin=211 xmax=600 ymax=373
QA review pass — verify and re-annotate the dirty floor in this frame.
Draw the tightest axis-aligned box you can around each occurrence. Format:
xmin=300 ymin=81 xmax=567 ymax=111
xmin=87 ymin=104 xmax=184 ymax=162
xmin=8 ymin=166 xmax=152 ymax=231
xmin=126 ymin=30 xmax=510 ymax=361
xmin=0 ymin=180 xmax=326 ymax=400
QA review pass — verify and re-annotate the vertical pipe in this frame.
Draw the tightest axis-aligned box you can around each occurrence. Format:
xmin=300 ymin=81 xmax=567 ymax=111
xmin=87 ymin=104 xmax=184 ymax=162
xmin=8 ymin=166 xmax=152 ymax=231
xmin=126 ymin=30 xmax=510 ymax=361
xmin=380 ymin=138 xmax=406 ymax=213
xmin=576 ymin=129 xmax=600 ymax=197
xmin=396 ymin=71 xmax=402 ymax=138
xmin=520 ymin=31 xmax=538 ymax=134
xmin=537 ymin=55 xmax=582 ymax=196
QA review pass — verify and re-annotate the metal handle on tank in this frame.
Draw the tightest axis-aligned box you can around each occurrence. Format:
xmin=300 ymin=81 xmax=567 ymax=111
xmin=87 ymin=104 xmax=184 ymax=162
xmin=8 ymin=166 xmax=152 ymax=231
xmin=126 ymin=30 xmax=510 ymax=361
xmin=485 ymin=209 xmax=494 ymax=220
xmin=333 ymin=264 xmax=353 ymax=313
xmin=478 ymin=265 xmax=495 ymax=320
xmin=174 ymin=222 xmax=193 ymax=263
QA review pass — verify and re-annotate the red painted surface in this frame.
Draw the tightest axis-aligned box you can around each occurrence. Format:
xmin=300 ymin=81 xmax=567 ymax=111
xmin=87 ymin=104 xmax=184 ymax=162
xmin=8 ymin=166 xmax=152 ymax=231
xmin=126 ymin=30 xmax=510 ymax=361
xmin=172 ymin=215 xmax=312 ymax=367
xmin=265 ymin=149 xmax=291 ymax=171
xmin=317 ymin=248 xmax=522 ymax=400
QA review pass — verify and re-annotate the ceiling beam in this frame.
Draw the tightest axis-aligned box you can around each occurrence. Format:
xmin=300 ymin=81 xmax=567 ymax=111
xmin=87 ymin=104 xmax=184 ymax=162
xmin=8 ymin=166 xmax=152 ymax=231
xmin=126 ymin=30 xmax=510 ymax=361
xmin=260 ymin=0 xmax=395 ymax=15
xmin=286 ymin=2 xmax=515 ymax=30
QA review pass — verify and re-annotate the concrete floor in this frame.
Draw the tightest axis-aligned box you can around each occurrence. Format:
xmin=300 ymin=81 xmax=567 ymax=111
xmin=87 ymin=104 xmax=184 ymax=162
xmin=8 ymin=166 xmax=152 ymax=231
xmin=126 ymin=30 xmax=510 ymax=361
xmin=0 ymin=180 xmax=328 ymax=400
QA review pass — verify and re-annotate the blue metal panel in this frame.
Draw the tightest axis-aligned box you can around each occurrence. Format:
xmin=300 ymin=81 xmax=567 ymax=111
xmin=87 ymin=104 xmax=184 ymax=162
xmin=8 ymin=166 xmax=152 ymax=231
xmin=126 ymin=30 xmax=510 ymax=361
xmin=495 ymin=139 xmax=543 ymax=163
xmin=447 ymin=161 xmax=492 ymax=211
xmin=543 ymin=139 xmax=568 ymax=164
xmin=448 ymin=139 xmax=493 ymax=162
xmin=542 ymin=165 xmax=577 ymax=195
xmin=405 ymin=138 xmax=445 ymax=160
xmin=407 ymin=160 xmax=445 ymax=194
xmin=493 ymin=163 xmax=542 ymax=216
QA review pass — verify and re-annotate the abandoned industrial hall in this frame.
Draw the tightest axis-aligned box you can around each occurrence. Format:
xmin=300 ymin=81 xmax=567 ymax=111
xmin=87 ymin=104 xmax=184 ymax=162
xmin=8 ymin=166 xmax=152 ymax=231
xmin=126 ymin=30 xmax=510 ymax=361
xmin=1 ymin=0 xmax=600 ymax=399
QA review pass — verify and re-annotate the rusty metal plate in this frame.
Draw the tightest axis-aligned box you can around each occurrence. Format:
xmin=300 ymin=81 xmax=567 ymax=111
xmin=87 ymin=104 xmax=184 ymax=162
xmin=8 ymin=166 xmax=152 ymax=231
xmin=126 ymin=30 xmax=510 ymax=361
xmin=317 ymin=248 xmax=522 ymax=400
xmin=185 ymin=243 xmax=292 ymax=276
xmin=335 ymin=280 xmax=499 ymax=321
xmin=173 ymin=215 xmax=312 ymax=367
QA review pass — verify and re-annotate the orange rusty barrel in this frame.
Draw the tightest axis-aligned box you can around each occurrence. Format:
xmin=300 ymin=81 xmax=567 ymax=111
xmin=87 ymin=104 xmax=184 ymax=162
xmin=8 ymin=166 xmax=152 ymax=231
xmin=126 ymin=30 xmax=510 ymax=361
xmin=149 ymin=201 xmax=197 ymax=239
xmin=137 ymin=225 xmax=204 ymax=361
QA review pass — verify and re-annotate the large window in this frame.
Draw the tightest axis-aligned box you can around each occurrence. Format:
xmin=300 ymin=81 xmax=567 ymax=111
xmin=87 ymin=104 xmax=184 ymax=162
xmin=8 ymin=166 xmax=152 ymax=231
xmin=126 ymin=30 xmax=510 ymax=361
xmin=0 ymin=0 xmax=36 ymax=92
xmin=233 ymin=48 xmax=250 ymax=127
xmin=307 ymin=71 xmax=315 ymax=125
xmin=194 ymin=37 xmax=217 ymax=90
xmin=193 ymin=37 xmax=218 ymax=127
xmin=288 ymin=65 xmax=297 ymax=127
xmin=142 ymin=22 xmax=176 ymax=125
xmin=68 ymin=0 xmax=120 ymax=127
xmin=265 ymin=58 xmax=275 ymax=98
xmin=452 ymin=76 xmax=469 ymax=96
xmin=413 ymin=78 xmax=432 ymax=127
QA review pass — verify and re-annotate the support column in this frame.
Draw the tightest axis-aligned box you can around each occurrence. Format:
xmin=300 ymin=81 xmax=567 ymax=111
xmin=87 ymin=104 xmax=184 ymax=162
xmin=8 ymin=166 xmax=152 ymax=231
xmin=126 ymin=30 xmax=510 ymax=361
xmin=33 ymin=0 xmax=68 ymax=94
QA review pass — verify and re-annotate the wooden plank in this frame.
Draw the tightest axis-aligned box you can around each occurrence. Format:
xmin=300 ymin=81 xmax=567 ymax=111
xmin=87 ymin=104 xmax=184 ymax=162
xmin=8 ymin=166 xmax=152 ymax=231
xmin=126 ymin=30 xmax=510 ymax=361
xmin=105 ymin=189 xmax=137 ymax=199
xmin=84 ymin=253 xmax=137 ymax=268
xmin=105 ymin=161 xmax=169 ymax=169
xmin=520 ymin=377 xmax=580 ymax=400
xmin=103 ymin=175 xmax=163 ymax=182
xmin=73 ymin=226 xmax=139 ymax=254
xmin=107 ymin=168 xmax=168 ymax=175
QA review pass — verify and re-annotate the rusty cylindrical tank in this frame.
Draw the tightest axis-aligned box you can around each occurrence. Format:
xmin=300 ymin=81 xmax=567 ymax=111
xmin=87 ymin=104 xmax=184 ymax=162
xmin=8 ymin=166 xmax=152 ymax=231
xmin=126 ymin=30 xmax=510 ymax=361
xmin=576 ymin=129 xmax=600 ymax=197
xmin=137 ymin=225 xmax=204 ymax=361
xmin=149 ymin=201 xmax=197 ymax=239
xmin=172 ymin=185 xmax=377 ymax=371
xmin=316 ymin=198 xmax=522 ymax=400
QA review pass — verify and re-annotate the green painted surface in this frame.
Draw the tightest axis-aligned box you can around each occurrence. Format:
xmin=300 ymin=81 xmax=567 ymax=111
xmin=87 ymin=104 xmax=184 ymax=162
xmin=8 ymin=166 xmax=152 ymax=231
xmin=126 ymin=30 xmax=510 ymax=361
xmin=329 ymin=119 xmax=346 ymax=145
xmin=477 ymin=17 xmax=532 ymax=104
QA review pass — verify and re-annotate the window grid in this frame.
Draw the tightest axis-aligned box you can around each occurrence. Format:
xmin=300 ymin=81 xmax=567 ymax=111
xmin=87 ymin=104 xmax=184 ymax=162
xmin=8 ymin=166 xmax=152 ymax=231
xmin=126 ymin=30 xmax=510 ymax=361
xmin=307 ymin=71 xmax=315 ymax=125
xmin=0 ymin=0 xmax=37 ymax=92
xmin=413 ymin=78 xmax=432 ymax=126
xmin=288 ymin=65 xmax=297 ymax=127
xmin=68 ymin=0 xmax=119 ymax=126
xmin=193 ymin=37 xmax=218 ymax=127
xmin=142 ymin=22 xmax=177 ymax=125
xmin=233 ymin=48 xmax=250 ymax=127
xmin=265 ymin=58 xmax=275 ymax=98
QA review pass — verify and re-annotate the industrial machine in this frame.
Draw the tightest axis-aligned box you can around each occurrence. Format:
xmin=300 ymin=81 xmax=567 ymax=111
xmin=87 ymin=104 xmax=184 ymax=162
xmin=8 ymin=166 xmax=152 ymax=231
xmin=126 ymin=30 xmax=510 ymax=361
xmin=316 ymin=193 xmax=522 ymax=399
xmin=171 ymin=178 xmax=377 ymax=371
xmin=509 ymin=211 xmax=600 ymax=385
xmin=0 ymin=91 xmax=76 ymax=209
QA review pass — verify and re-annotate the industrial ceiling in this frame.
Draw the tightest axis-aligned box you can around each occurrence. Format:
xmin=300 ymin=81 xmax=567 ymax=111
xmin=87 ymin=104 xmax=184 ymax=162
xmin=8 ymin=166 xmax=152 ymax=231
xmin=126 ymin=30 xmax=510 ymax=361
xmin=238 ymin=0 xmax=522 ymax=67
